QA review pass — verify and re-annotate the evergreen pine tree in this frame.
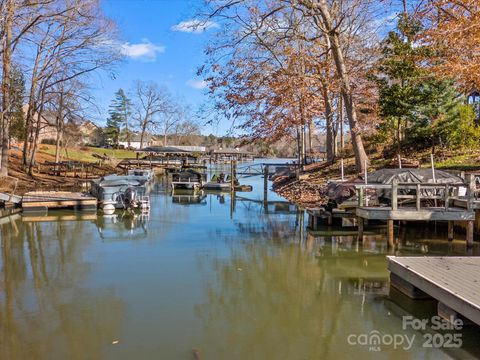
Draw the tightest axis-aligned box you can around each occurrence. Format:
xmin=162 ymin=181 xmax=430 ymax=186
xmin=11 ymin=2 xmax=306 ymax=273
xmin=106 ymin=88 xmax=132 ymax=147
xmin=374 ymin=15 xmax=469 ymax=152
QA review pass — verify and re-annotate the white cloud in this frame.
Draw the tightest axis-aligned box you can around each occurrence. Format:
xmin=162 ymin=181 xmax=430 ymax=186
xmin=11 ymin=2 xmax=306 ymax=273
xmin=121 ymin=39 xmax=165 ymax=61
xmin=171 ymin=19 xmax=219 ymax=34
xmin=187 ymin=79 xmax=207 ymax=90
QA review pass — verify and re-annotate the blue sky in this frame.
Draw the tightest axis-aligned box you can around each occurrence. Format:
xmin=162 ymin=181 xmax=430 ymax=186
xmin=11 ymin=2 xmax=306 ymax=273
xmin=92 ymin=1 xmax=398 ymax=137
xmin=92 ymin=0 xmax=224 ymax=135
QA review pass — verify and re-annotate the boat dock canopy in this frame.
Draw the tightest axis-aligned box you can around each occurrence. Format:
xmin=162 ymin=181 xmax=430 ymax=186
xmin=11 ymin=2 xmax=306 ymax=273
xmin=140 ymin=146 xmax=207 ymax=155
xmin=368 ymin=168 xmax=464 ymax=185
xmin=388 ymin=256 xmax=480 ymax=325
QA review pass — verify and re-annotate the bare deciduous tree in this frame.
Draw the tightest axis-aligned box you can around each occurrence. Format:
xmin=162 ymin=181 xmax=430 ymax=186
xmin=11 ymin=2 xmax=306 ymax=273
xmin=131 ymin=81 xmax=172 ymax=149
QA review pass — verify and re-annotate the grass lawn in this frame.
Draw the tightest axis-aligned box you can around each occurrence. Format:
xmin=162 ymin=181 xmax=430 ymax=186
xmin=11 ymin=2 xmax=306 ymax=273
xmin=434 ymin=153 xmax=480 ymax=171
xmin=38 ymin=145 xmax=138 ymax=163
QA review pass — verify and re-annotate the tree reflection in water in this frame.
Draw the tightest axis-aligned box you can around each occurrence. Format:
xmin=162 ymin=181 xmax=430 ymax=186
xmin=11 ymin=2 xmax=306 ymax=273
xmin=193 ymin=213 xmax=448 ymax=359
xmin=0 ymin=214 xmax=125 ymax=360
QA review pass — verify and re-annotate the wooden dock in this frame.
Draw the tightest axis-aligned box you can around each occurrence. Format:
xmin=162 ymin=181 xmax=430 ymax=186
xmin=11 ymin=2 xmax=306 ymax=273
xmin=388 ymin=256 xmax=480 ymax=325
xmin=307 ymin=207 xmax=356 ymax=228
xmin=22 ymin=191 xmax=97 ymax=211
xmin=355 ymin=180 xmax=477 ymax=246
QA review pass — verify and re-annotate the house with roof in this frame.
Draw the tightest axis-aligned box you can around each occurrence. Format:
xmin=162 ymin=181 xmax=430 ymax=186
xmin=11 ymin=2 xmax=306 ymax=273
xmin=118 ymin=133 xmax=160 ymax=149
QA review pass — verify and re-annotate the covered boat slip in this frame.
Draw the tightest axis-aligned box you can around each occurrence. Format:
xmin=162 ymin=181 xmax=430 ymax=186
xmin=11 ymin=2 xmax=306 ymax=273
xmin=388 ymin=256 xmax=480 ymax=326
xmin=170 ymin=169 xmax=205 ymax=190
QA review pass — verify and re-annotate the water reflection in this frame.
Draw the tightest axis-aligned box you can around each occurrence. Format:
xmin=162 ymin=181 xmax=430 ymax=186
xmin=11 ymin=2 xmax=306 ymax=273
xmin=96 ymin=212 xmax=149 ymax=241
xmin=171 ymin=189 xmax=207 ymax=205
xmin=1 ymin=166 xmax=480 ymax=359
xmin=193 ymin=213 xmax=480 ymax=359
xmin=0 ymin=214 xmax=125 ymax=359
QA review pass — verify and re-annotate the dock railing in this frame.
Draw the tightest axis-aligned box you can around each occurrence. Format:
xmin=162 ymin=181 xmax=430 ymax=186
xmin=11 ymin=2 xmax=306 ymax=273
xmin=355 ymin=175 xmax=476 ymax=211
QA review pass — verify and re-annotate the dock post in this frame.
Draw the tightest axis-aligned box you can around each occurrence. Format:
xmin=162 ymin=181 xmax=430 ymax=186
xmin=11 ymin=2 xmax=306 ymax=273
xmin=391 ymin=180 xmax=398 ymax=210
xmin=466 ymin=174 xmax=475 ymax=211
xmin=387 ymin=219 xmax=394 ymax=247
xmin=263 ymin=165 xmax=269 ymax=205
xmin=448 ymin=221 xmax=454 ymax=241
xmin=230 ymin=160 xmax=235 ymax=192
xmin=357 ymin=217 xmax=364 ymax=241
xmin=467 ymin=220 xmax=474 ymax=247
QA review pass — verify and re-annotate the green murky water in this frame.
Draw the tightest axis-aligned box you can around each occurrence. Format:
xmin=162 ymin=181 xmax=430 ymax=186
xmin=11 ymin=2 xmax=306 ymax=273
xmin=1 ymin=163 xmax=480 ymax=359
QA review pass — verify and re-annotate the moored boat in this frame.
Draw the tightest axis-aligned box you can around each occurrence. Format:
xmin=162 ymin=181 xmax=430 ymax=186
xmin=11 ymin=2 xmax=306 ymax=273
xmin=127 ymin=168 xmax=155 ymax=182
xmin=90 ymin=174 xmax=151 ymax=212
xmin=203 ymin=181 xmax=231 ymax=191
xmin=171 ymin=170 xmax=205 ymax=190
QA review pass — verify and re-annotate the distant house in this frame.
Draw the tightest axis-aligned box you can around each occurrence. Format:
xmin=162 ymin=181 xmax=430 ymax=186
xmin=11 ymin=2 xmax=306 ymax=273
xmin=78 ymin=120 xmax=102 ymax=146
xmin=21 ymin=104 xmax=58 ymax=144
xmin=118 ymin=133 xmax=160 ymax=149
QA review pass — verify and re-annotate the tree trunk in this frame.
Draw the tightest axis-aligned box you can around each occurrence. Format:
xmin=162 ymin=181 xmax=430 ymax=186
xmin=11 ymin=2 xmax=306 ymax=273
xmin=139 ymin=120 xmax=147 ymax=149
xmin=54 ymin=93 xmax=64 ymax=163
xmin=299 ymin=98 xmax=307 ymax=167
xmin=28 ymin=96 xmax=45 ymax=176
xmin=23 ymin=52 xmax=41 ymax=167
xmin=321 ymin=81 xmax=334 ymax=163
xmin=296 ymin=126 xmax=301 ymax=177
xmin=55 ymin=129 xmax=62 ymax=163
xmin=339 ymin=95 xmax=344 ymax=154
xmin=308 ymin=119 xmax=313 ymax=154
xmin=1 ymin=0 xmax=14 ymax=176
xmin=311 ymin=0 xmax=368 ymax=173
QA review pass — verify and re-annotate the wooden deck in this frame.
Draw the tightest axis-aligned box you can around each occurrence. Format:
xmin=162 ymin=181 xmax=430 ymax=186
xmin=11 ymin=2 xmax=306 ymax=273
xmin=356 ymin=206 xmax=474 ymax=221
xmin=307 ymin=207 xmax=356 ymax=229
xmin=388 ymin=256 xmax=480 ymax=325
xmin=22 ymin=191 xmax=97 ymax=211
xmin=355 ymin=180 xmax=478 ymax=246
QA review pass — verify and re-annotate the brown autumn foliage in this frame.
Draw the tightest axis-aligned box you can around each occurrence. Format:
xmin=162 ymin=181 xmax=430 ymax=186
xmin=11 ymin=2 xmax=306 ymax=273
xmin=419 ymin=0 xmax=480 ymax=90
xmin=207 ymin=46 xmax=325 ymax=143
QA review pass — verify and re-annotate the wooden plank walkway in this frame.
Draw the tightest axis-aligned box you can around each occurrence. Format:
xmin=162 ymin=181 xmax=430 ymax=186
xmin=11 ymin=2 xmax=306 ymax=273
xmin=357 ymin=206 xmax=475 ymax=221
xmin=22 ymin=191 xmax=97 ymax=211
xmin=388 ymin=256 xmax=480 ymax=325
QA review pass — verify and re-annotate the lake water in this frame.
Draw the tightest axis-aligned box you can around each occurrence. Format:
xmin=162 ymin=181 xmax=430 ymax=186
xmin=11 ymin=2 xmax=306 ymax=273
xmin=1 ymin=160 xmax=480 ymax=359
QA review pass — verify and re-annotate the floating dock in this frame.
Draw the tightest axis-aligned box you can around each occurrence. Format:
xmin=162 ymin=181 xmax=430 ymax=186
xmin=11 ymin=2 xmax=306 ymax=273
xmin=22 ymin=191 xmax=97 ymax=211
xmin=388 ymin=256 xmax=480 ymax=325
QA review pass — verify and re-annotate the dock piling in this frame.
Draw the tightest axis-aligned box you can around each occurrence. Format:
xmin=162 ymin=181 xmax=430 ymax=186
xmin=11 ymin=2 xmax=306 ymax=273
xmin=448 ymin=221 xmax=454 ymax=241
xmin=263 ymin=165 xmax=269 ymax=205
xmin=387 ymin=219 xmax=394 ymax=247
xmin=467 ymin=220 xmax=474 ymax=247
xmin=357 ymin=217 xmax=364 ymax=241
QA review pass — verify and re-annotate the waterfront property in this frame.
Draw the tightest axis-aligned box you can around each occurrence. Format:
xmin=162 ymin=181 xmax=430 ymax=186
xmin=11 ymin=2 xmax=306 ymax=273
xmin=1 ymin=161 xmax=480 ymax=359
xmin=307 ymin=169 xmax=480 ymax=247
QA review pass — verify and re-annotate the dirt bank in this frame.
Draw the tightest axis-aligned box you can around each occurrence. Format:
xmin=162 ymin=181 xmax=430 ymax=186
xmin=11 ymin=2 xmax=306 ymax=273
xmin=1 ymin=147 xmax=117 ymax=195
xmin=272 ymin=160 xmax=358 ymax=208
